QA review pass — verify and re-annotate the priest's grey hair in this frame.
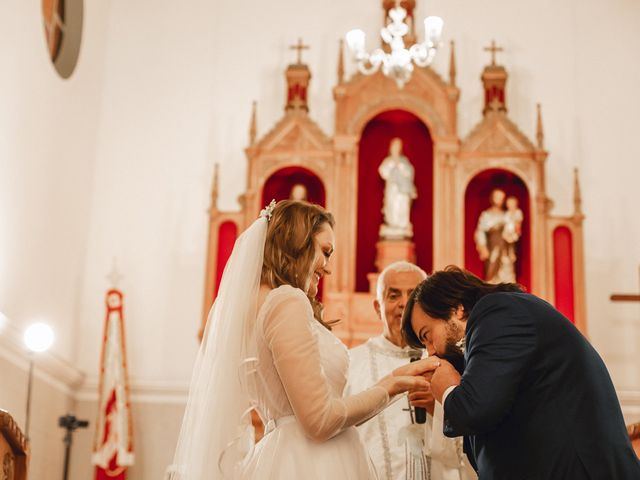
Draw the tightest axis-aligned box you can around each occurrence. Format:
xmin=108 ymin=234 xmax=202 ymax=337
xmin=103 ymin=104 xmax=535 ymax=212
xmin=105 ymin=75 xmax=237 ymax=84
xmin=376 ymin=261 xmax=427 ymax=302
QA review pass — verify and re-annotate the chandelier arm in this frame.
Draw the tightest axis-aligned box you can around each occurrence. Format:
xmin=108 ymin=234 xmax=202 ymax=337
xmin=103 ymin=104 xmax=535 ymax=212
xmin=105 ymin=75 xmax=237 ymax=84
xmin=357 ymin=55 xmax=382 ymax=75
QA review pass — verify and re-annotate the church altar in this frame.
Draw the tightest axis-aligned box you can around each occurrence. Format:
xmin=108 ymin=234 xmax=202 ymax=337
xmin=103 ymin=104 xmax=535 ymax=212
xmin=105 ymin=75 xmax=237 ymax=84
xmin=0 ymin=410 xmax=28 ymax=480
xmin=199 ymin=2 xmax=586 ymax=345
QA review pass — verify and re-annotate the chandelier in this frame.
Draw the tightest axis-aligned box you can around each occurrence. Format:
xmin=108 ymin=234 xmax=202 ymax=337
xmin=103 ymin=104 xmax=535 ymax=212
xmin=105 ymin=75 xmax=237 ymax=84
xmin=345 ymin=5 xmax=443 ymax=88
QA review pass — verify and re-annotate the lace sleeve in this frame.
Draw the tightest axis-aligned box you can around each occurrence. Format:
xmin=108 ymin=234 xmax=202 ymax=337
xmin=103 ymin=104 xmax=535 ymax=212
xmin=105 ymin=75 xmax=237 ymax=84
xmin=262 ymin=288 xmax=390 ymax=442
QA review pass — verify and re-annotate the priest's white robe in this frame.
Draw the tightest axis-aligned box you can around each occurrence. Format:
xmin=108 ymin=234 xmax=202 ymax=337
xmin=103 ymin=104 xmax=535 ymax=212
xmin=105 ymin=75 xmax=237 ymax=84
xmin=346 ymin=336 xmax=477 ymax=480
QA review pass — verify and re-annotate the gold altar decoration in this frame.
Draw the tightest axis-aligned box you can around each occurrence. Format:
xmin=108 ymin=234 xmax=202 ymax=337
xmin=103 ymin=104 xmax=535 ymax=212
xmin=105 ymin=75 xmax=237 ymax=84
xmin=200 ymin=4 xmax=587 ymax=344
xmin=0 ymin=410 xmax=28 ymax=480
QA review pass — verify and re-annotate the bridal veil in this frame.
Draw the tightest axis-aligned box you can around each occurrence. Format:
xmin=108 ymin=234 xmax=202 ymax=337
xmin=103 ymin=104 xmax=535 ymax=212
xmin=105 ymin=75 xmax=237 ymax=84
xmin=169 ymin=215 xmax=268 ymax=479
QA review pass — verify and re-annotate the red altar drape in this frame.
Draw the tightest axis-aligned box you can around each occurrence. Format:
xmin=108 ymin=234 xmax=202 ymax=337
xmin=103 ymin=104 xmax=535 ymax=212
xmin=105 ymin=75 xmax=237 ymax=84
xmin=215 ymin=221 xmax=239 ymax=296
xmin=356 ymin=110 xmax=433 ymax=291
xmin=464 ymin=168 xmax=531 ymax=290
xmin=553 ymin=226 xmax=575 ymax=323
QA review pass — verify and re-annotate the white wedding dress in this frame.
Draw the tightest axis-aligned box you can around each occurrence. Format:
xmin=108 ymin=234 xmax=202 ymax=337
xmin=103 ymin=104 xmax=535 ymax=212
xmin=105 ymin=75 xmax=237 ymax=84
xmin=240 ymin=285 xmax=386 ymax=479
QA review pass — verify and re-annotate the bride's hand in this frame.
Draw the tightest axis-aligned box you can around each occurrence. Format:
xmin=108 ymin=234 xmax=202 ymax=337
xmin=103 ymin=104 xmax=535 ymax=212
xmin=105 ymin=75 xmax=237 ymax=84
xmin=377 ymin=358 xmax=440 ymax=397
xmin=393 ymin=357 xmax=440 ymax=379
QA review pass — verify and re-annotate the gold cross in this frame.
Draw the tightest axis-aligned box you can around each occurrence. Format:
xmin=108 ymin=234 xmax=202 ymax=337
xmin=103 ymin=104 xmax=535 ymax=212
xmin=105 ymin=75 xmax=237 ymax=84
xmin=484 ymin=39 xmax=504 ymax=66
xmin=290 ymin=38 xmax=310 ymax=64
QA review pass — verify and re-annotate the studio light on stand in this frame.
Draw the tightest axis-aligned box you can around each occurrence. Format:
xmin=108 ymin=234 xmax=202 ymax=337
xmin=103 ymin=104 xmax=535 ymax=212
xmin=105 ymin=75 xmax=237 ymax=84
xmin=23 ymin=322 xmax=54 ymax=440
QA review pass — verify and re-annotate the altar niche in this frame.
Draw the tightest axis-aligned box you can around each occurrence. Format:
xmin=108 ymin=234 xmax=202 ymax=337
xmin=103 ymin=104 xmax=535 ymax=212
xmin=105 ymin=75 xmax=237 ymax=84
xmin=262 ymin=166 xmax=327 ymax=299
xmin=464 ymin=168 xmax=531 ymax=291
xmin=261 ymin=166 xmax=326 ymax=207
xmin=356 ymin=109 xmax=433 ymax=292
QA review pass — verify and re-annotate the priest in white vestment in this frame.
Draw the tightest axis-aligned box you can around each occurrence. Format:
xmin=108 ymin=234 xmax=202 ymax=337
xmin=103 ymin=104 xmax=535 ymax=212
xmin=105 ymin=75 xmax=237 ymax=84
xmin=346 ymin=261 xmax=476 ymax=480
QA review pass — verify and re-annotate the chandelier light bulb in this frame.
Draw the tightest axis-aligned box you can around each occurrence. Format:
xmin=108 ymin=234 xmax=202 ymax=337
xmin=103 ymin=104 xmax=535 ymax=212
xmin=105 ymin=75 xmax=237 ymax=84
xmin=24 ymin=322 xmax=55 ymax=353
xmin=424 ymin=16 xmax=444 ymax=45
xmin=346 ymin=29 xmax=366 ymax=54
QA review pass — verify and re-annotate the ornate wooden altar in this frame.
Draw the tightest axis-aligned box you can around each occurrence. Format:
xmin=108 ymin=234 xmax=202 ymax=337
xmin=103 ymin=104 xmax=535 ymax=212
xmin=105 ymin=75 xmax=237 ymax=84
xmin=0 ymin=410 xmax=28 ymax=480
xmin=200 ymin=2 xmax=587 ymax=343
xmin=629 ymin=423 xmax=640 ymax=459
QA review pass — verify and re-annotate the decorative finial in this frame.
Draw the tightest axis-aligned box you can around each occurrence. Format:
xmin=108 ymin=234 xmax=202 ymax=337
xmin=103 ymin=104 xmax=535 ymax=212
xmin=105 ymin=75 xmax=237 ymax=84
xmin=573 ymin=168 xmax=583 ymax=216
xmin=106 ymin=258 xmax=123 ymax=288
xmin=449 ymin=40 xmax=457 ymax=86
xmin=488 ymin=97 xmax=502 ymax=113
xmin=337 ymin=39 xmax=345 ymax=85
xmin=259 ymin=199 xmax=277 ymax=221
xmin=210 ymin=163 xmax=219 ymax=209
xmin=483 ymin=39 xmax=503 ymax=66
xmin=536 ymin=103 xmax=544 ymax=150
xmin=290 ymin=38 xmax=310 ymax=64
xmin=249 ymin=101 xmax=257 ymax=146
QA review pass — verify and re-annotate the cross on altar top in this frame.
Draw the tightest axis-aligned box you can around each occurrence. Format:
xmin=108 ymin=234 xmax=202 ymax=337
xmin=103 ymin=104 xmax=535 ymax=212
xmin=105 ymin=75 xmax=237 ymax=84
xmin=484 ymin=39 xmax=504 ymax=66
xmin=290 ymin=38 xmax=310 ymax=64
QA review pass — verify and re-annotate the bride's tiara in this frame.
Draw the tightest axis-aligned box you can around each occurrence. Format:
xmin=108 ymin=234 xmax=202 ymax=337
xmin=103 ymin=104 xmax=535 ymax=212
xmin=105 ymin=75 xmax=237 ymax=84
xmin=259 ymin=199 xmax=276 ymax=221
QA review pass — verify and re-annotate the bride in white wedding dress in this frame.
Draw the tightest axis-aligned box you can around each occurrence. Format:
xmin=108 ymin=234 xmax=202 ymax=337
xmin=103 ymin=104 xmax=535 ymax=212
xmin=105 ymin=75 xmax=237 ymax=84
xmin=170 ymin=200 xmax=438 ymax=479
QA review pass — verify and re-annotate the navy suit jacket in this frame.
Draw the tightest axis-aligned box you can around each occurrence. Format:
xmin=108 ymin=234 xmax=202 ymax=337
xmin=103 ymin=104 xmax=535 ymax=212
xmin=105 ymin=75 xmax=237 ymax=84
xmin=443 ymin=292 xmax=640 ymax=479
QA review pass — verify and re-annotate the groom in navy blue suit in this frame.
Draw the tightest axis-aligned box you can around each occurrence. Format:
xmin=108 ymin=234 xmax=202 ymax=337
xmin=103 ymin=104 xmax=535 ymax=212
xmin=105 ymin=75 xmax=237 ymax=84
xmin=402 ymin=266 xmax=640 ymax=479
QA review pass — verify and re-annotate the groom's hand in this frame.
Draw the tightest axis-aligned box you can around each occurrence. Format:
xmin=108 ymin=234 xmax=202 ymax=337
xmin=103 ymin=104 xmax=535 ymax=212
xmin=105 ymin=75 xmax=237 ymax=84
xmin=430 ymin=359 xmax=461 ymax=403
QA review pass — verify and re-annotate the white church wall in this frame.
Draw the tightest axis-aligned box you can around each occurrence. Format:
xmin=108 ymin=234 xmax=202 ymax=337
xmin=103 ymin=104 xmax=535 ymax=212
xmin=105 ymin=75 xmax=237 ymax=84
xmin=73 ymin=0 xmax=221 ymax=386
xmin=0 ymin=1 xmax=110 ymax=476
xmin=0 ymin=1 xmax=111 ymax=362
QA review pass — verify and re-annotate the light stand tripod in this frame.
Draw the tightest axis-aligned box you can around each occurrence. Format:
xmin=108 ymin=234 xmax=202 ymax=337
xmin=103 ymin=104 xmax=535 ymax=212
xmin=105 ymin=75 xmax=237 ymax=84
xmin=58 ymin=413 xmax=89 ymax=480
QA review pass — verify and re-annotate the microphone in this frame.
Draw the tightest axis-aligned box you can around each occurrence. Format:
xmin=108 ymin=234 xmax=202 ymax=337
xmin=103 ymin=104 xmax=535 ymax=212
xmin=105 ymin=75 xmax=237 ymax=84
xmin=409 ymin=352 xmax=427 ymax=424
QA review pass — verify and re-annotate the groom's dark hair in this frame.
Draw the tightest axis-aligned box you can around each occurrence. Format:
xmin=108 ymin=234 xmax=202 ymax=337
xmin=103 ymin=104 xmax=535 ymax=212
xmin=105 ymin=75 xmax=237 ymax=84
xmin=402 ymin=265 xmax=523 ymax=349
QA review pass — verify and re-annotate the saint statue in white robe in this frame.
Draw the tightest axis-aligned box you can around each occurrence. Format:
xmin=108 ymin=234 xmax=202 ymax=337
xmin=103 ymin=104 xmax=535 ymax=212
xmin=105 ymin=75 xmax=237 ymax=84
xmin=346 ymin=335 xmax=477 ymax=480
xmin=379 ymin=138 xmax=417 ymax=240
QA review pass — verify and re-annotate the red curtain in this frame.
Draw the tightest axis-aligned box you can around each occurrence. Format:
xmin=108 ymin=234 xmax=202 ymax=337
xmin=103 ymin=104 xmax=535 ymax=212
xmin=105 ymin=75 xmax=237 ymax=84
xmin=356 ymin=110 xmax=433 ymax=292
xmin=215 ymin=221 xmax=238 ymax=296
xmin=553 ymin=226 xmax=575 ymax=323
xmin=261 ymin=166 xmax=326 ymax=207
xmin=464 ymin=169 xmax=531 ymax=290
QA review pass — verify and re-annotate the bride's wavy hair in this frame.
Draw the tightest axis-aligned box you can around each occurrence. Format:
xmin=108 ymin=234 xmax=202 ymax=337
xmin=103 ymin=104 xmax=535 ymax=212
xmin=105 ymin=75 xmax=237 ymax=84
xmin=261 ymin=200 xmax=336 ymax=329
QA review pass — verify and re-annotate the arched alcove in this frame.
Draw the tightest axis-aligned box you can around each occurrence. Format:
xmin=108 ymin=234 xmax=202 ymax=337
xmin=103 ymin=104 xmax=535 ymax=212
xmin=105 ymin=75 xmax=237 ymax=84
xmin=356 ymin=109 xmax=433 ymax=291
xmin=260 ymin=167 xmax=327 ymax=299
xmin=261 ymin=166 xmax=326 ymax=207
xmin=464 ymin=168 xmax=531 ymax=290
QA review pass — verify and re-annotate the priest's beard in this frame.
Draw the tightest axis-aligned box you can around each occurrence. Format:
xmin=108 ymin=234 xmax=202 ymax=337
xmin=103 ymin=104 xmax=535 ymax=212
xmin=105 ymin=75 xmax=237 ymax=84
xmin=442 ymin=320 xmax=466 ymax=374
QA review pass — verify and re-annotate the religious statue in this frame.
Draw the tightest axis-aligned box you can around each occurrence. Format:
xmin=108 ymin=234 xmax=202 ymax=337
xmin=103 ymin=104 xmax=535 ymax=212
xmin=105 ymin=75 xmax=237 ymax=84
xmin=289 ymin=183 xmax=308 ymax=201
xmin=379 ymin=138 xmax=417 ymax=239
xmin=503 ymin=195 xmax=523 ymax=263
xmin=474 ymin=189 xmax=523 ymax=284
